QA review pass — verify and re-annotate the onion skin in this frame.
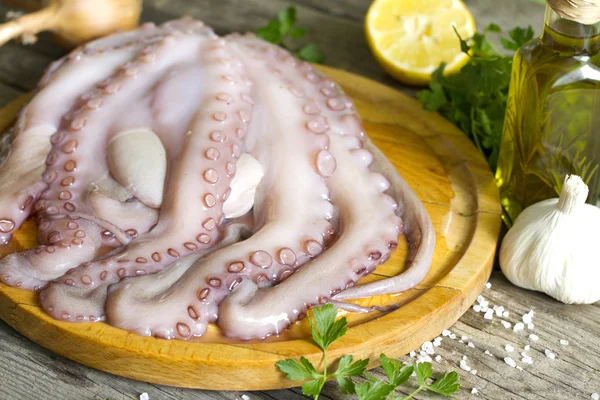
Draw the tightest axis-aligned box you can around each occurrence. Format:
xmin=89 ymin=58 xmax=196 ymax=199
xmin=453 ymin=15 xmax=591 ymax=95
xmin=0 ymin=0 xmax=142 ymax=48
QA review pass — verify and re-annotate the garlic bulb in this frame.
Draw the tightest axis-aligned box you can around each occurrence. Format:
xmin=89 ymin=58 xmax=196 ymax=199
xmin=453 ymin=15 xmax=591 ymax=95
xmin=500 ymin=175 xmax=600 ymax=304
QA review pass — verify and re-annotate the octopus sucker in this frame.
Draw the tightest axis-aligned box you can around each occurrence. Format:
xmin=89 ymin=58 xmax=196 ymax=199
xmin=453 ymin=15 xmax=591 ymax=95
xmin=0 ymin=19 xmax=435 ymax=340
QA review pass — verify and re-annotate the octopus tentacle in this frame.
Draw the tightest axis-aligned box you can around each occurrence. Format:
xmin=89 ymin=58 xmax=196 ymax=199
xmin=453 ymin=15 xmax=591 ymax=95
xmin=332 ymin=140 xmax=435 ymax=300
xmin=217 ymin=133 xmax=402 ymax=339
xmin=1 ymin=23 xmax=214 ymax=291
xmin=99 ymin=34 xmax=335 ymax=339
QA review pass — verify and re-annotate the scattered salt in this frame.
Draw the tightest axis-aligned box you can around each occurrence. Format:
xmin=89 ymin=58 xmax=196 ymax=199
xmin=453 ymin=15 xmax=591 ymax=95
xmin=484 ymin=350 xmax=493 ymax=357
xmin=522 ymin=310 xmax=534 ymax=324
xmin=460 ymin=359 xmax=471 ymax=372
xmin=463 ymin=355 xmax=468 ymax=360
xmin=545 ymin=349 xmax=556 ymax=359
xmin=592 ymin=393 xmax=599 ymax=400
xmin=524 ymin=345 xmax=531 ymax=351
xmin=139 ymin=394 xmax=149 ymax=400
xmin=527 ymin=323 xmax=535 ymax=330
xmin=442 ymin=329 xmax=451 ymax=337
xmin=468 ymin=342 xmax=475 ymax=348
xmin=422 ymin=341 xmax=435 ymax=355
xmin=521 ymin=354 xmax=533 ymax=365
xmin=241 ymin=395 xmax=250 ymax=400
xmin=529 ymin=334 xmax=539 ymax=341
xmin=516 ymin=365 xmax=523 ymax=371
xmin=560 ymin=339 xmax=569 ymax=346
xmin=514 ymin=322 xmax=525 ymax=332
xmin=473 ymin=305 xmax=482 ymax=312
xmin=501 ymin=320 xmax=512 ymax=329
xmin=494 ymin=306 xmax=505 ymax=317
xmin=409 ymin=351 xmax=416 ymax=357
xmin=505 ymin=344 xmax=514 ymax=352
xmin=472 ymin=387 xmax=479 ymax=394
xmin=420 ymin=350 xmax=428 ymax=357
xmin=503 ymin=311 xmax=510 ymax=318
xmin=484 ymin=309 xmax=494 ymax=320
xmin=450 ymin=333 xmax=457 ymax=340
xmin=433 ymin=337 xmax=443 ymax=347
xmin=417 ymin=355 xmax=433 ymax=363
xmin=459 ymin=340 xmax=464 ymax=343
xmin=504 ymin=357 xmax=517 ymax=368
xmin=485 ymin=282 xmax=492 ymax=289
xmin=477 ymin=295 xmax=485 ymax=304
xmin=470 ymin=369 xmax=478 ymax=375
xmin=461 ymin=335 xmax=468 ymax=341
xmin=435 ymin=355 xmax=442 ymax=363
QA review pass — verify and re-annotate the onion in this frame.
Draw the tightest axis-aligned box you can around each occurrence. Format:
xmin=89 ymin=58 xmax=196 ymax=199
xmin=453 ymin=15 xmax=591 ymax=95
xmin=0 ymin=0 xmax=142 ymax=48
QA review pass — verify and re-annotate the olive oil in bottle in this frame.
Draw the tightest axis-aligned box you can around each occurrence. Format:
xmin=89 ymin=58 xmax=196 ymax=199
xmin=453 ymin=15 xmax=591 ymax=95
xmin=495 ymin=2 xmax=600 ymax=226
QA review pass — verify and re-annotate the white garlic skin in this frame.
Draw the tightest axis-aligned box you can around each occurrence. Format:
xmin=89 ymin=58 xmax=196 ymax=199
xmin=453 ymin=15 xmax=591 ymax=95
xmin=500 ymin=176 xmax=600 ymax=305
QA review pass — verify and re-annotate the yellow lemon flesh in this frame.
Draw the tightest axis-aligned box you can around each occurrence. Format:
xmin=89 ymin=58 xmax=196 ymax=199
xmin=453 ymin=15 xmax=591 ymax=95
xmin=366 ymin=0 xmax=476 ymax=85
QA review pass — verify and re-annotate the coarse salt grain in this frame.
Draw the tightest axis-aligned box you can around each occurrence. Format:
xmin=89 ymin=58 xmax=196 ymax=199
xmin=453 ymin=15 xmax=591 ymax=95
xmin=450 ymin=333 xmax=457 ymax=339
xmin=529 ymin=334 xmax=539 ymax=341
xmin=442 ymin=329 xmax=451 ymax=337
xmin=503 ymin=311 xmax=510 ymax=318
xmin=433 ymin=337 xmax=442 ymax=347
xmin=435 ymin=355 xmax=442 ymax=362
xmin=459 ymin=340 xmax=464 ymax=343
xmin=477 ymin=295 xmax=485 ymax=304
xmin=460 ymin=359 xmax=471 ymax=372
xmin=470 ymin=369 xmax=478 ymax=375
xmin=484 ymin=350 xmax=493 ymax=356
xmin=545 ymin=349 xmax=556 ymax=359
xmin=504 ymin=357 xmax=517 ymax=368
xmin=409 ymin=351 xmax=416 ymax=357
xmin=484 ymin=309 xmax=494 ymax=320
xmin=473 ymin=305 xmax=482 ymax=312
xmin=472 ymin=387 xmax=479 ymax=394
xmin=418 ymin=355 xmax=433 ymax=363
xmin=527 ymin=323 xmax=535 ymax=330
xmin=422 ymin=341 xmax=435 ymax=355
xmin=501 ymin=320 xmax=512 ymax=329
xmin=514 ymin=322 xmax=525 ymax=332
xmin=505 ymin=344 xmax=514 ymax=352
xmin=242 ymin=395 xmax=250 ymax=400
xmin=140 ymin=394 xmax=149 ymax=400
xmin=524 ymin=345 xmax=531 ymax=351
xmin=516 ymin=366 xmax=523 ymax=371
xmin=461 ymin=335 xmax=468 ymax=341
xmin=592 ymin=393 xmax=599 ymax=400
xmin=495 ymin=306 xmax=505 ymax=317
xmin=468 ymin=342 xmax=475 ymax=348
xmin=522 ymin=355 xmax=533 ymax=365
xmin=522 ymin=310 xmax=534 ymax=324
xmin=560 ymin=339 xmax=569 ymax=345
xmin=485 ymin=282 xmax=492 ymax=288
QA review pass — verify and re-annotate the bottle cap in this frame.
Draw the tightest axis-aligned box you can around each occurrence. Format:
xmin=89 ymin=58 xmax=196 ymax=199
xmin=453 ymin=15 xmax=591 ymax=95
xmin=547 ymin=0 xmax=600 ymax=25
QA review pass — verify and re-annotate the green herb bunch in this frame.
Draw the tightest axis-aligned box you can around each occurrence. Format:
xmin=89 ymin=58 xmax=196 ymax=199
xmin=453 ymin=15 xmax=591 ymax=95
xmin=255 ymin=6 xmax=325 ymax=63
xmin=417 ymin=25 xmax=535 ymax=170
xmin=276 ymin=304 xmax=460 ymax=399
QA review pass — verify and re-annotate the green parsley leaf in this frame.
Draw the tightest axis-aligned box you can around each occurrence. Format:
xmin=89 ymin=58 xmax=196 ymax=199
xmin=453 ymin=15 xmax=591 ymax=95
xmin=379 ymin=354 xmax=413 ymax=386
xmin=415 ymin=362 xmax=433 ymax=386
xmin=297 ymin=43 xmax=326 ymax=63
xmin=275 ymin=356 xmax=319 ymax=381
xmin=278 ymin=6 xmax=296 ymax=34
xmin=308 ymin=303 xmax=347 ymax=350
xmin=302 ymin=376 xmax=325 ymax=397
xmin=501 ymin=26 xmax=535 ymax=50
xmin=255 ymin=6 xmax=325 ymax=64
xmin=486 ymin=23 xmax=502 ymax=33
xmin=356 ymin=380 xmax=395 ymax=400
xmin=426 ymin=371 xmax=461 ymax=397
xmin=256 ymin=20 xmax=282 ymax=44
xmin=335 ymin=355 xmax=369 ymax=379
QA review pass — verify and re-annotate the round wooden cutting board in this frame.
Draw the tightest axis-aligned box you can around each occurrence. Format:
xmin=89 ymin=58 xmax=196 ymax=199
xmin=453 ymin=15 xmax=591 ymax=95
xmin=0 ymin=65 xmax=502 ymax=390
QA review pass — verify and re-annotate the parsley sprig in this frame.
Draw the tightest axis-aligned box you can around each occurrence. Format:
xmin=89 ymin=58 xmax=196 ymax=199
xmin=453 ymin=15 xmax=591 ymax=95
xmin=417 ymin=24 xmax=535 ymax=170
xmin=276 ymin=304 xmax=460 ymax=399
xmin=255 ymin=6 xmax=325 ymax=63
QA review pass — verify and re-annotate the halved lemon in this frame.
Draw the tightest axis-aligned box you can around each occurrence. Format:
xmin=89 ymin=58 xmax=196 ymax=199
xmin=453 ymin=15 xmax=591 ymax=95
xmin=366 ymin=0 xmax=476 ymax=85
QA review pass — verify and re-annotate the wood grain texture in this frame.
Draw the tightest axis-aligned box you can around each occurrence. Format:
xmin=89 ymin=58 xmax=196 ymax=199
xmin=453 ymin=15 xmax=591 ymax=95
xmin=0 ymin=0 xmax=598 ymax=399
xmin=0 ymin=65 xmax=502 ymax=390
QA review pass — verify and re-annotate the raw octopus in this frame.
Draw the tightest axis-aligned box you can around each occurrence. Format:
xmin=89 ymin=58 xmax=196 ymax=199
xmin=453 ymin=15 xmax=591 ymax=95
xmin=0 ymin=18 xmax=435 ymax=340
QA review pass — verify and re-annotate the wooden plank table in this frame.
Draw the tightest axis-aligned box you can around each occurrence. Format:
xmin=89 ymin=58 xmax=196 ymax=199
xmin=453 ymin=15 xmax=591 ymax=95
xmin=0 ymin=0 xmax=598 ymax=399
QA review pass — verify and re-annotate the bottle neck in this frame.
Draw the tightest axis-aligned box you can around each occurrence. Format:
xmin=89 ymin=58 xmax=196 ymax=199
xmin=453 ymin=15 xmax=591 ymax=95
xmin=540 ymin=4 xmax=600 ymax=54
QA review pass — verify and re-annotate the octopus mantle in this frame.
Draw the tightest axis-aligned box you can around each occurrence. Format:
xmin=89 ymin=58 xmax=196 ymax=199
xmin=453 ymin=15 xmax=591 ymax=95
xmin=0 ymin=18 xmax=435 ymax=340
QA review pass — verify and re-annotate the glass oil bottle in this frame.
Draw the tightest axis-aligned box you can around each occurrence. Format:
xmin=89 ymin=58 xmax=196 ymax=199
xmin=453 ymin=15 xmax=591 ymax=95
xmin=495 ymin=3 xmax=600 ymax=226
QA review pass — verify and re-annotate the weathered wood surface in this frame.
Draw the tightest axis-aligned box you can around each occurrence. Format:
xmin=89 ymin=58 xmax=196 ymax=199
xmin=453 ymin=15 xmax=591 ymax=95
xmin=0 ymin=0 xmax=597 ymax=399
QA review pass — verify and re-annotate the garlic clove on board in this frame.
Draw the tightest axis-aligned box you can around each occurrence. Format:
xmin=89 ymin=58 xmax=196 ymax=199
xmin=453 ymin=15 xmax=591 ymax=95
xmin=499 ymin=174 xmax=600 ymax=304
